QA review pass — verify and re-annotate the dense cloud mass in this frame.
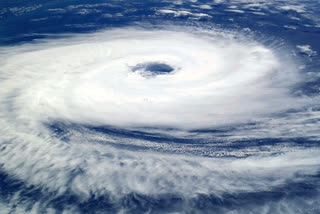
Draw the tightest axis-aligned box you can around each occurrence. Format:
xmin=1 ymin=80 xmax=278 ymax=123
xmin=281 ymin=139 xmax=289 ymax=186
xmin=0 ymin=27 xmax=306 ymax=129
xmin=0 ymin=0 xmax=320 ymax=213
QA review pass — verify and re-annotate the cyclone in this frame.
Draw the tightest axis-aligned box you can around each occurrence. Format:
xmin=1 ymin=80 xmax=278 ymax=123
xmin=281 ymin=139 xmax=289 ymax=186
xmin=0 ymin=27 xmax=304 ymax=129
xmin=1 ymin=1 xmax=320 ymax=213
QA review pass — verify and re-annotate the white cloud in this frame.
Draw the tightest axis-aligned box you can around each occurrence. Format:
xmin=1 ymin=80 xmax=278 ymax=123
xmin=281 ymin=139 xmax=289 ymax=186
xmin=157 ymin=9 xmax=211 ymax=19
xmin=297 ymin=45 xmax=317 ymax=57
xmin=225 ymin=9 xmax=245 ymax=13
xmin=279 ymin=5 xmax=305 ymax=13
xmin=198 ymin=4 xmax=213 ymax=10
xmin=8 ymin=5 xmax=42 ymax=16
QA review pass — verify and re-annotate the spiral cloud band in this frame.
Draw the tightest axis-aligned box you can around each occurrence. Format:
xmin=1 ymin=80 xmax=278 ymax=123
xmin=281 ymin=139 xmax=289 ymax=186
xmin=0 ymin=25 xmax=320 ymax=213
xmin=0 ymin=27 xmax=303 ymax=129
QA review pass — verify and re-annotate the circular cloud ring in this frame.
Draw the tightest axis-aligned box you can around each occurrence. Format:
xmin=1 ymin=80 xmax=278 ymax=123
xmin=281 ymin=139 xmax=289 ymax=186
xmin=0 ymin=27 xmax=303 ymax=130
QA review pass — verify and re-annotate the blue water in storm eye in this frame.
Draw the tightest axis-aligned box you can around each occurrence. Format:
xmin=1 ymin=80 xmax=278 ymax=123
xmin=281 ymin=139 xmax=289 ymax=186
xmin=143 ymin=63 xmax=174 ymax=74
xmin=132 ymin=62 xmax=174 ymax=77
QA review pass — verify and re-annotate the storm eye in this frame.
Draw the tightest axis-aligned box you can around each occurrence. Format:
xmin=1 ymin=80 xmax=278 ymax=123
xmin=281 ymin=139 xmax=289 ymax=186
xmin=144 ymin=63 xmax=174 ymax=73
xmin=131 ymin=62 xmax=175 ymax=78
